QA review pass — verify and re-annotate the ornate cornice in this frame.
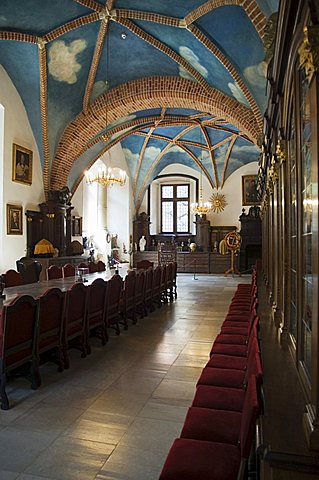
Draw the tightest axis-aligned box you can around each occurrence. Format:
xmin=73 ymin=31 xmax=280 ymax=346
xmin=298 ymin=25 xmax=319 ymax=83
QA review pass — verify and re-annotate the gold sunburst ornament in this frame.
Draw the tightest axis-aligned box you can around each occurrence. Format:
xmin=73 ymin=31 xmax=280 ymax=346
xmin=210 ymin=193 xmax=228 ymax=213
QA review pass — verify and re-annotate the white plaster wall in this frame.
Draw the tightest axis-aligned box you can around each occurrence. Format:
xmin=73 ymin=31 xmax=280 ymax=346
xmin=0 ymin=66 xmax=45 ymax=271
xmin=140 ymin=161 xmax=259 ymax=233
xmin=106 ymin=143 xmax=132 ymax=262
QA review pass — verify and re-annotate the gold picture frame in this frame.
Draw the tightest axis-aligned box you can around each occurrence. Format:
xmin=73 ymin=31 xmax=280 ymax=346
xmin=242 ymin=175 xmax=259 ymax=206
xmin=12 ymin=143 xmax=33 ymax=185
xmin=7 ymin=204 xmax=23 ymax=235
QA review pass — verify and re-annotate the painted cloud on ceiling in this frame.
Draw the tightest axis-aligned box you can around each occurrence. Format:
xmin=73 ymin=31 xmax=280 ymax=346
xmin=48 ymin=39 xmax=87 ymax=84
xmin=179 ymin=46 xmax=208 ymax=80
xmin=228 ymin=82 xmax=250 ymax=107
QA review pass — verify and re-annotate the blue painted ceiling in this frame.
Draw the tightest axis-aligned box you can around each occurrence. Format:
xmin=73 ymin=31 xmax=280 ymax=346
xmin=0 ymin=0 xmax=278 ymax=205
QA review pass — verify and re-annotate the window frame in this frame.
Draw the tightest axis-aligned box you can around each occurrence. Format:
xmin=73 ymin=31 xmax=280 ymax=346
xmin=160 ymin=183 xmax=190 ymax=234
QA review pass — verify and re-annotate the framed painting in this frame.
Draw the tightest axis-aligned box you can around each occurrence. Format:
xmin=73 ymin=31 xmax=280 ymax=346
xmin=242 ymin=175 xmax=259 ymax=205
xmin=12 ymin=143 xmax=33 ymax=185
xmin=7 ymin=204 xmax=23 ymax=235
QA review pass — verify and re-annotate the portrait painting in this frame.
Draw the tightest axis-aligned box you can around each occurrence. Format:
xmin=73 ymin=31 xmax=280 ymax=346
xmin=242 ymin=175 xmax=259 ymax=206
xmin=7 ymin=204 xmax=23 ymax=235
xmin=12 ymin=143 xmax=33 ymax=185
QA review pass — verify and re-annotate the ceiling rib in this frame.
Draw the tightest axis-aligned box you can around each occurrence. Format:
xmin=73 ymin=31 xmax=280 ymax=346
xmin=200 ymin=123 xmax=218 ymax=188
xmin=83 ymin=18 xmax=109 ymax=113
xmin=221 ymin=136 xmax=237 ymax=186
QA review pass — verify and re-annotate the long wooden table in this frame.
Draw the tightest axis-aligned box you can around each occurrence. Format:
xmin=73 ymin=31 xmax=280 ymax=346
xmin=1 ymin=264 xmax=130 ymax=306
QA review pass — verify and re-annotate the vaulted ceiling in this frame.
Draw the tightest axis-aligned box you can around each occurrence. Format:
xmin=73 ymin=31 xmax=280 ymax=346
xmin=0 ymin=0 xmax=278 ymax=210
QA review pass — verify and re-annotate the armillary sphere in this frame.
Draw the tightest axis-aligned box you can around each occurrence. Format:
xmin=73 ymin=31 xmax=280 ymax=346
xmin=224 ymin=231 xmax=241 ymax=277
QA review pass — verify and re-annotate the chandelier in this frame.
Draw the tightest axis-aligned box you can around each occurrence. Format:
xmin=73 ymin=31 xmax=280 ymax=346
xmin=191 ymin=186 xmax=212 ymax=216
xmin=85 ymin=165 xmax=126 ymax=187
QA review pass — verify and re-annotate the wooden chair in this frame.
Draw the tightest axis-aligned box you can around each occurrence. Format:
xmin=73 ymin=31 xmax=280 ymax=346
xmin=135 ymin=269 xmax=146 ymax=318
xmin=37 ymin=288 xmax=65 ymax=376
xmin=152 ymin=265 xmax=162 ymax=308
xmin=172 ymin=261 xmax=178 ymax=299
xmin=105 ymin=274 xmax=123 ymax=335
xmin=0 ymin=295 xmax=39 ymax=410
xmin=160 ymin=264 xmax=168 ymax=304
xmin=2 ymin=269 xmax=23 ymax=287
xmin=16 ymin=258 xmax=42 ymax=284
xmin=88 ymin=262 xmax=98 ymax=273
xmin=63 ymin=283 xmax=88 ymax=368
xmin=97 ymin=260 xmax=106 ymax=272
xmin=120 ymin=270 xmax=136 ymax=327
xmin=165 ymin=262 xmax=174 ymax=302
xmin=46 ymin=265 xmax=62 ymax=280
xmin=136 ymin=260 xmax=154 ymax=270
xmin=62 ymin=263 xmax=76 ymax=278
xmin=86 ymin=278 xmax=108 ymax=353
xmin=78 ymin=262 xmax=88 ymax=269
xmin=144 ymin=267 xmax=154 ymax=314
xmin=159 ymin=376 xmax=259 ymax=480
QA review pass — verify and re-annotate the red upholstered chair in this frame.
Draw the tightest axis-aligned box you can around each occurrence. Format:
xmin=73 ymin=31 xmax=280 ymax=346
xmin=159 ymin=377 xmax=259 ymax=480
xmin=160 ymin=264 xmax=167 ymax=303
xmin=97 ymin=260 xmax=106 ymax=272
xmin=152 ymin=265 xmax=162 ymax=308
xmin=88 ymin=262 xmax=98 ymax=273
xmin=144 ymin=266 xmax=154 ymax=313
xmin=37 ymin=288 xmax=65 ymax=375
xmin=197 ymin=338 xmax=261 ymax=389
xmin=172 ymin=261 xmax=177 ymax=299
xmin=86 ymin=278 xmax=108 ymax=353
xmin=2 ymin=269 xmax=23 ymax=287
xmin=210 ymin=322 xmax=259 ymax=357
xmin=136 ymin=260 xmax=153 ymax=270
xmin=46 ymin=265 xmax=63 ymax=280
xmin=62 ymin=263 xmax=76 ymax=278
xmin=78 ymin=262 xmax=88 ymax=269
xmin=0 ymin=295 xmax=39 ymax=410
xmin=180 ymin=375 xmax=259 ymax=447
xmin=165 ymin=262 xmax=174 ymax=302
xmin=105 ymin=274 xmax=123 ymax=335
xmin=63 ymin=283 xmax=88 ymax=368
xmin=135 ymin=269 xmax=146 ymax=318
xmin=120 ymin=270 xmax=136 ymax=327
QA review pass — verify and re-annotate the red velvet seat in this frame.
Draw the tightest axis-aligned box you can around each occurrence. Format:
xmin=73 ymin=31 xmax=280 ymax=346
xmin=46 ymin=265 xmax=63 ymax=280
xmin=62 ymin=263 xmax=76 ymax=278
xmin=192 ymin=384 xmax=246 ymax=412
xmin=37 ymin=287 xmax=65 ymax=375
xmin=197 ymin=339 xmax=261 ymax=388
xmin=181 ymin=376 xmax=258 ymax=446
xmin=210 ymin=323 xmax=258 ymax=357
xmin=86 ymin=278 xmax=108 ymax=353
xmin=63 ymin=283 xmax=88 ymax=368
xmin=2 ymin=269 xmax=23 ymax=287
xmin=209 ymin=333 xmax=259 ymax=362
xmin=0 ymin=295 xmax=39 ymax=409
xmin=217 ymin=316 xmax=259 ymax=342
xmin=159 ymin=377 xmax=259 ymax=480
xmin=159 ymin=438 xmax=241 ymax=480
xmin=105 ymin=274 xmax=123 ymax=335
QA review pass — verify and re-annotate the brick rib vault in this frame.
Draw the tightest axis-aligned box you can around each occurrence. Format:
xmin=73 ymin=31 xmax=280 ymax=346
xmin=51 ymin=76 xmax=262 ymax=192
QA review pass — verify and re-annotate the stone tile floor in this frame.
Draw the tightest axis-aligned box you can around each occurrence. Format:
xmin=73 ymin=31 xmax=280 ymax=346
xmin=0 ymin=273 xmax=250 ymax=480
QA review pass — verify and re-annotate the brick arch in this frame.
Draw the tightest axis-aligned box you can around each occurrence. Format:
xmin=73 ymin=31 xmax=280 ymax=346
xmin=51 ymin=76 xmax=262 ymax=190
